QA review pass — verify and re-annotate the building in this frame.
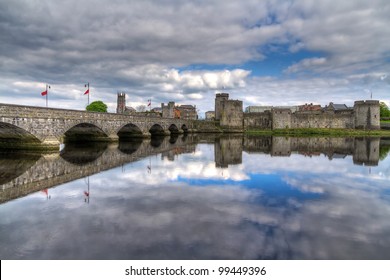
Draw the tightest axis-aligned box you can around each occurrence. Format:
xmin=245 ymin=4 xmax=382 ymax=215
xmin=245 ymin=106 xmax=272 ymax=113
xmin=117 ymin=92 xmax=126 ymax=114
xmin=116 ymin=92 xmax=136 ymax=114
xmin=215 ymin=93 xmax=243 ymax=129
xmin=161 ymin=101 xmax=175 ymax=118
xmin=205 ymin=111 xmax=215 ymax=120
xmin=325 ymin=102 xmax=350 ymax=111
xmin=160 ymin=102 xmax=198 ymax=119
xmin=298 ymin=103 xmax=322 ymax=111
xmin=215 ymin=93 xmax=230 ymax=121
xmin=176 ymin=105 xmax=197 ymax=120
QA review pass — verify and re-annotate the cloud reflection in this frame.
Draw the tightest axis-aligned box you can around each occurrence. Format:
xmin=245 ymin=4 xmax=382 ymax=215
xmin=1 ymin=141 xmax=390 ymax=259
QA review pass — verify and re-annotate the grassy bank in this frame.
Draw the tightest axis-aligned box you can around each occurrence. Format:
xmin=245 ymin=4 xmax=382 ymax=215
xmin=245 ymin=128 xmax=390 ymax=137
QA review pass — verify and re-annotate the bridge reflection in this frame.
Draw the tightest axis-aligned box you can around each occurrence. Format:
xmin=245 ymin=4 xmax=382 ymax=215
xmin=1 ymin=135 xmax=388 ymax=204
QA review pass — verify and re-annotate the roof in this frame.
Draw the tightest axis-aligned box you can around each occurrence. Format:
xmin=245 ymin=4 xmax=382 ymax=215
xmin=328 ymin=102 xmax=349 ymax=110
xmin=178 ymin=105 xmax=196 ymax=109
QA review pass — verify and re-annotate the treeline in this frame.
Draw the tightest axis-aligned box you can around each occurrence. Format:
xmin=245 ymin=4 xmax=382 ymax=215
xmin=380 ymin=102 xmax=390 ymax=119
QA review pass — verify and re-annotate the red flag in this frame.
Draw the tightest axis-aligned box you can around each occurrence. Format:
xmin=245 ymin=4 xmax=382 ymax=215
xmin=147 ymin=99 xmax=151 ymax=106
xmin=41 ymin=90 xmax=47 ymax=96
xmin=84 ymin=89 xmax=89 ymax=95
xmin=84 ymin=191 xmax=89 ymax=197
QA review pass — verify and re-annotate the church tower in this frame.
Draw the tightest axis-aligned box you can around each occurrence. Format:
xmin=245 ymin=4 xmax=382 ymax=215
xmin=117 ymin=92 xmax=126 ymax=114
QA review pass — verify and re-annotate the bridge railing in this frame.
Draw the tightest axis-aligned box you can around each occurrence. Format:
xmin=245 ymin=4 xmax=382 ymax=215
xmin=0 ymin=103 xmax=186 ymax=123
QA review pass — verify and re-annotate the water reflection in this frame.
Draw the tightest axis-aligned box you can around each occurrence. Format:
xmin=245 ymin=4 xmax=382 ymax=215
xmin=1 ymin=135 xmax=390 ymax=259
xmin=0 ymin=151 xmax=41 ymax=185
xmin=0 ymin=136 xmax=387 ymax=204
xmin=60 ymin=142 xmax=108 ymax=165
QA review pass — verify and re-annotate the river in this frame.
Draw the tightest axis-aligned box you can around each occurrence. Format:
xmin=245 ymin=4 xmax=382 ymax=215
xmin=1 ymin=135 xmax=390 ymax=259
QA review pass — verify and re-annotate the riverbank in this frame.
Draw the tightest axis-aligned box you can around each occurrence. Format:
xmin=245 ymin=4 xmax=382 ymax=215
xmin=245 ymin=128 xmax=390 ymax=137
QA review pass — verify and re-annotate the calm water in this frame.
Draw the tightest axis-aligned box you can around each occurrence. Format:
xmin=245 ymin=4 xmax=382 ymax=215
xmin=1 ymin=135 xmax=390 ymax=259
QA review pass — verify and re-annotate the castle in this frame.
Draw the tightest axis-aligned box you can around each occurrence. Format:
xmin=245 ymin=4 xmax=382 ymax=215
xmin=215 ymin=93 xmax=380 ymax=130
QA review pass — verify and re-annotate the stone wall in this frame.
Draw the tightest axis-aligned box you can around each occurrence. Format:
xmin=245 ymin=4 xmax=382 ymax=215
xmin=192 ymin=120 xmax=221 ymax=133
xmin=220 ymin=100 xmax=243 ymax=129
xmin=354 ymin=100 xmax=380 ymax=129
xmin=243 ymin=112 xmax=272 ymax=129
xmin=0 ymin=103 xmax=193 ymax=148
xmin=161 ymin=102 xmax=175 ymax=118
xmin=272 ymin=108 xmax=292 ymax=129
xmin=253 ymin=106 xmax=377 ymax=130
xmin=291 ymin=111 xmax=355 ymax=129
xmin=215 ymin=93 xmax=229 ymax=121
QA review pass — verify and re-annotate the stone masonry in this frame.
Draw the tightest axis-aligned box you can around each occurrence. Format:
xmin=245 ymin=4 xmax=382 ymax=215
xmin=0 ymin=103 xmax=193 ymax=148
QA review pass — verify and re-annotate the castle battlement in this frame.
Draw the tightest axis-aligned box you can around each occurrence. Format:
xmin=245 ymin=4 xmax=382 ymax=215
xmin=215 ymin=93 xmax=380 ymax=131
xmin=354 ymin=100 xmax=380 ymax=105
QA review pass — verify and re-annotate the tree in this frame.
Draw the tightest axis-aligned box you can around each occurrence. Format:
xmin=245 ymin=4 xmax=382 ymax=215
xmin=136 ymin=105 xmax=146 ymax=112
xmin=86 ymin=101 xmax=107 ymax=112
xmin=380 ymin=101 xmax=390 ymax=119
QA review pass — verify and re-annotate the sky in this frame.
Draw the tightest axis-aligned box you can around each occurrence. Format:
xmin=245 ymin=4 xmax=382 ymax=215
xmin=1 ymin=0 xmax=390 ymax=117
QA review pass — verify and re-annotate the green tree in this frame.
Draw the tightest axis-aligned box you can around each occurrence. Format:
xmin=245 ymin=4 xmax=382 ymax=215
xmin=86 ymin=101 xmax=107 ymax=112
xmin=380 ymin=102 xmax=390 ymax=119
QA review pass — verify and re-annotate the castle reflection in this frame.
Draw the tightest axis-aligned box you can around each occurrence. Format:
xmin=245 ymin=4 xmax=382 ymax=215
xmin=0 ymin=135 xmax=388 ymax=204
xmin=213 ymin=135 xmax=384 ymax=168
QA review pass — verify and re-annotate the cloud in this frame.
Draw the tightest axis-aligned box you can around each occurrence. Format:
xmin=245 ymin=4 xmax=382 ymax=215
xmin=279 ymin=0 xmax=390 ymax=74
xmin=0 ymin=0 xmax=390 ymax=116
xmin=285 ymin=57 xmax=327 ymax=73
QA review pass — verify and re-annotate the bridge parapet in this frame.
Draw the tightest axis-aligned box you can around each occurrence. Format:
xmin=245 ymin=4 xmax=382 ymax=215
xmin=0 ymin=103 xmax=193 ymax=149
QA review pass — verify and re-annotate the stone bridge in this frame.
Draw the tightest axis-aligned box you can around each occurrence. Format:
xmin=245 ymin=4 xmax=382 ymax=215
xmin=0 ymin=103 xmax=194 ymax=149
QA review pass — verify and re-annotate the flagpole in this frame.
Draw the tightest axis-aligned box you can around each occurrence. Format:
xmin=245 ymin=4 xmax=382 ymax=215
xmin=46 ymin=84 xmax=48 ymax=107
xmin=85 ymin=82 xmax=90 ymax=105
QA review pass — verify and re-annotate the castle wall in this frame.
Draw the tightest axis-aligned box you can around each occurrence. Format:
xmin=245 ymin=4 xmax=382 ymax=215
xmin=214 ymin=93 xmax=380 ymax=131
xmin=354 ymin=100 xmax=380 ymax=129
xmin=291 ymin=111 xmax=355 ymax=129
xmin=243 ymin=112 xmax=272 ymax=129
xmin=161 ymin=102 xmax=175 ymax=118
xmin=272 ymin=109 xmax=292 ymax=129
xmin=215 ymin=93 xmax=229 ymax=121
xmin=220 ymin=100 xmax=243 ymax=129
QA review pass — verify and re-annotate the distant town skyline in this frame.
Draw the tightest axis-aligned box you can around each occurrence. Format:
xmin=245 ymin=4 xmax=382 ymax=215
xmin=1 ymin=0 xmax=389 ymax=117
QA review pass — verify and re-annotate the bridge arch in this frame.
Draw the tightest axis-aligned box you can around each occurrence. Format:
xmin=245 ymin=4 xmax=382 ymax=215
xmin=149 ymin=123 xmax=166 ymax=136
xmin=0 ymin=121 xmax=42 ymax=145
xmin=181 ymin=124 xmax=189 ymax=133
xmin=168 ymin=124 xmax=180 ymax=134
xmin=63 ymin=123 xmax=110 ymax=142
xmin=117 ymin=123 xmax=143 ymax=140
